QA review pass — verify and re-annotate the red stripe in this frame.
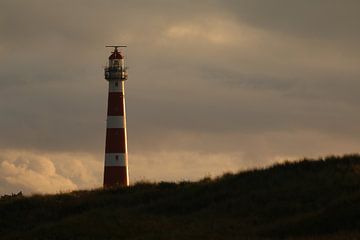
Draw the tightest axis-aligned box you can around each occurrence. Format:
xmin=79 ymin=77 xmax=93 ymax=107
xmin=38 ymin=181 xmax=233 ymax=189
xmin=105 ymin=128 xmax=126 ymax=153
xmin=107 ymin=92 xmax=124 ymax=116
xmin=103 ymin=166 xmax=128 ymax=187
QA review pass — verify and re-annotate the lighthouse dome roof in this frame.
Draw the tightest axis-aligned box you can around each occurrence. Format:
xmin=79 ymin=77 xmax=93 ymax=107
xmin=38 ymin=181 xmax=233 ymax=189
xmin=109 ymin=50 xmax=124 ymax=60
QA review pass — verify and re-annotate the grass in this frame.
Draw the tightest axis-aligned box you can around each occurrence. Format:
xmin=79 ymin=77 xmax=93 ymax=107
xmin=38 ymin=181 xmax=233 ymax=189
xmin=1 ymin=154 xmax=360 ymax=239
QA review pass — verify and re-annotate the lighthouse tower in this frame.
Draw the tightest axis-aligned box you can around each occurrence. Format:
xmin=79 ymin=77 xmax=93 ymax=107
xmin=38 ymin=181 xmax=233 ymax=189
xmin=103 ymin=46 xmax=129 ymax=187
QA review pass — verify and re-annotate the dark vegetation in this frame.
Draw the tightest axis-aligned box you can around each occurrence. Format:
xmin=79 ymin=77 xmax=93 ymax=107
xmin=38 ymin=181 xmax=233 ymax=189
xmin=2 ymin=155 xmax=360 ymax=239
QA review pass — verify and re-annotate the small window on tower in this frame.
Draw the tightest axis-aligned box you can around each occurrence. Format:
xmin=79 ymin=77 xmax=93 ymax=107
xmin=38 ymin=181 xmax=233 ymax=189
xmin=115 ymin=81 xmax=118 ymax=87
xmin=115 ymin=155 xmax=119 ymax=160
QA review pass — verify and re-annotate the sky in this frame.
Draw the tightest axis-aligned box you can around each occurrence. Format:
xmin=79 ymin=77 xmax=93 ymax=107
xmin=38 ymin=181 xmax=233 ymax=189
xmin=1 ymin=0 xmax=360 ymax=194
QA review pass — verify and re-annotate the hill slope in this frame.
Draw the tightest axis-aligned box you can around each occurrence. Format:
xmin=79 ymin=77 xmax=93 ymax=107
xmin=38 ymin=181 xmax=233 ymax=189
xmin=2 ymin=155 xmax=360 ymax=239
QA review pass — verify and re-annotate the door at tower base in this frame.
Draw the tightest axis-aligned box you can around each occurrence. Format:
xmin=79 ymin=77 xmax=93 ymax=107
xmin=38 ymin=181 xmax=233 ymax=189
xmin=104 ymin=166 xmax=128 ymax=187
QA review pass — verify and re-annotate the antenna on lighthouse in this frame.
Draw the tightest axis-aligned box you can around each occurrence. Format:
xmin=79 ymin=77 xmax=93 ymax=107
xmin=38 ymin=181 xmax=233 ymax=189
xmin=106 ymin=45 xmax=127 ymax=51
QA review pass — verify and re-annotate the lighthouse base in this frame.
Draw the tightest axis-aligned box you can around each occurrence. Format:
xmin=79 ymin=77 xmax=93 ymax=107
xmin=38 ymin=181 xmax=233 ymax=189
xmin=103 ymin=166 xmax=128 ymax=188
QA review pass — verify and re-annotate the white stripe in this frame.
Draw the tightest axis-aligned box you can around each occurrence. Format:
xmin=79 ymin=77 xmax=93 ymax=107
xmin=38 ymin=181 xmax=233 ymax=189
xmin=105 ymin=153 xmax=127 ymax=166
xmin=106 ymin=116 xmax=125 ymax=128
xmin=109 ymin=81 xmax=124 ymax=93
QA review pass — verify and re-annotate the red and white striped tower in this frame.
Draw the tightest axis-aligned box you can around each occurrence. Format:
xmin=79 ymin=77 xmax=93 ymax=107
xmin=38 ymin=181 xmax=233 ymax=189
xmin=103 ymin=46 xmax=129 ymax=187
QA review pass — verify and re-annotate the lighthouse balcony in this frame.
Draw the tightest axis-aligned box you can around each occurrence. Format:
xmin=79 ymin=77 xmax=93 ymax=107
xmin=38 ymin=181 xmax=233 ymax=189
xmin=104 ymin=67 xmax=128 ymax=80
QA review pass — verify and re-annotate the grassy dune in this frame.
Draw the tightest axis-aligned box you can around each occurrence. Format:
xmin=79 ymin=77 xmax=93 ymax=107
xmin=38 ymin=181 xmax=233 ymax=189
xmin=1 ymin=155 xmax=360 ymax=239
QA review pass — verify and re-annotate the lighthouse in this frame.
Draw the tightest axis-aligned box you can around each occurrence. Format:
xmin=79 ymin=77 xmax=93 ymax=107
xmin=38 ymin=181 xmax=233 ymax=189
xmin=103 ymin=46 xmax=129 ymax=187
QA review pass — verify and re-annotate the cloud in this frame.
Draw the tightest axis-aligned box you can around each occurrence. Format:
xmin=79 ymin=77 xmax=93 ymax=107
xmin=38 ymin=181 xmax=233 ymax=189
xmin=131 ymin=151 xmax=245 ymax=182
xmin=0 ymin=150 xmax=101 ymax=195
xmin=219 ymin=0 xmax=360 ymax=42
xmin=129 ymin=129 xmax=360 ymax=183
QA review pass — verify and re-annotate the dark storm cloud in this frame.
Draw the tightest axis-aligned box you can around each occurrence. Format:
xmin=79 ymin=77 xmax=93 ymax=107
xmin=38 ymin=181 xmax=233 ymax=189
xmin=1 ymin=0 xmax=360 ymax=193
